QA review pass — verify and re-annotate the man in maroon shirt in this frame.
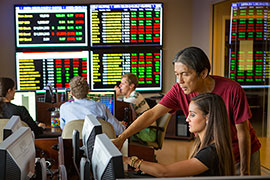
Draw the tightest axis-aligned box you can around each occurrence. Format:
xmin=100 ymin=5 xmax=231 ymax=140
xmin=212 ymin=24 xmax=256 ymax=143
xmin=113 ymin=47 xmax=261 ymax=175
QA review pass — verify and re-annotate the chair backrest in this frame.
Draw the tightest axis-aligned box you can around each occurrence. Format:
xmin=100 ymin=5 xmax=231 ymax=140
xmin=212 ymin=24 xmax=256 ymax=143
xmin=0 ymin=119 xmax=10 ymax=142
xmin=61 ymin=119 xmax=116 ymax=139
xmin=61 ymin=120 xmax=84 ymax=139
xmin=156 ymin=113 xmax=172 ymax=149
xmin=147 ymin=113 xmax=172 ymax=150
xmin=98 ymin=119 xmax=116 ymax=139
xmin=0 ymin=117 xmax=29 ymax=142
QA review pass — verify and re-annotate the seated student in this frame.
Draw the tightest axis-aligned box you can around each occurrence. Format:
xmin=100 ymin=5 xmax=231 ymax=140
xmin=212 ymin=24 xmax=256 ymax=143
xmin=123 ymin=93 xmax=235 ymax=177
xmin=60 ymin=76 xmax=125 ymax=136
xmin=114 ymin=73 xmax=156 ymax=142
xmin=0 ymin=77 xmax=44 ymax=136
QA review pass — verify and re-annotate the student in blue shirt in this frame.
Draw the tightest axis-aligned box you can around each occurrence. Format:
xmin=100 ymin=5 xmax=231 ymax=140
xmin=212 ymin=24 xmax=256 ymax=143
xmin=60 ymin=76 xmax=125 ymax=136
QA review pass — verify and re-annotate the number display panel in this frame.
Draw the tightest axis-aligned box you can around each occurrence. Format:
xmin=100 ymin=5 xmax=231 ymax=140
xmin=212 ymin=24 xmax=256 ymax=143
xmin=15 ymin=5 xmax=88 ymax=48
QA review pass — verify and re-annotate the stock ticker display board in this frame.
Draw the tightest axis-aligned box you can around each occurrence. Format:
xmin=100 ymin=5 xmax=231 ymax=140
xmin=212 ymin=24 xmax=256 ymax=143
xmin=15 ymin=5 xmax=88 ymax=48
xmin=14 ymin=3 xmax=163 ymax=92
xmin=90 ymin=49 xmax=162 ymax=91
xmin=90 ymin=3 xmax=162 ymax=47
xmin=229 ymin=2 xmax=270 ymax=88
xmin=16 ymin=51 xmax=89 ymax=90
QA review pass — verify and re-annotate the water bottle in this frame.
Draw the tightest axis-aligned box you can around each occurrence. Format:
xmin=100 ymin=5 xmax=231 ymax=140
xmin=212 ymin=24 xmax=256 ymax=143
xmin=51 ymin=107 xmax=60 ymax=128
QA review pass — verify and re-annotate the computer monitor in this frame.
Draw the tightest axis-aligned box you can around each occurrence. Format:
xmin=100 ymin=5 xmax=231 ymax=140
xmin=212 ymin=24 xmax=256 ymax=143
xmin=0 ymin=127 xmax=35 ymax=179
xmin=67 ymin=91 xmax=116 ymax=115
xmin=15 ymin=51 xmax=89 ymax=91
xmin=11 ymin=90 xmax=37 ymax=121
xmin=15 ymin=5 xmax=88 ymax=48
xmin=81 ymin=114 xmax=102 ymax=160
xmin=89 ymin=3 xmax=163 ymax=47
xmin=88 ymin=91 xmax=115 ymax=115
xmin=90 ymin=49 xmax=162 ymax=92
xmin=91 ymin=134 xmax=124 ymax=180
xmin=2 ymin=115 xmax=23 ymax=141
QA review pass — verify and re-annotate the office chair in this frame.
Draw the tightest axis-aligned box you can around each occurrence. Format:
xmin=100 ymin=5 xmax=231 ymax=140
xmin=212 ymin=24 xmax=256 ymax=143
xmin=98 ymin=119 xmax=116 ymax=139
xmin=61 ymin=118 xmax=116 ymax=139
xmin=61 ymin=120 xmax=84 ymax=139
xmin=0 ymin=117 xmax=29 ymax=142
xmin=132 ymin=113 xmax=172 ymax=150
xmin=0 ymin=118 xmax=10 ymax=142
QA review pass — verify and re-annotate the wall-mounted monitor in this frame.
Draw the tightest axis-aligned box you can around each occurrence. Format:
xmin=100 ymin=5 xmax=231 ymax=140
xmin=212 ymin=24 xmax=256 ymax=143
xmin=15 ymin=5 xmax=88 ymax=48
xmin=90 ymin=49 xmax=162 ymax=91
xmin=91 ymin=134 xmax=124 ymax=179
xmin=229 ymin=2 xmax=270 ymax=88
xmin=0 ymin=127 xmax=35 ymax=179
xmin=16 ymin=51 xmax=89 ymax=91
xmin=11 ymin=90 xmax=37 ymax=121
xmin=90 ymin=3 xmax=163 ymax=47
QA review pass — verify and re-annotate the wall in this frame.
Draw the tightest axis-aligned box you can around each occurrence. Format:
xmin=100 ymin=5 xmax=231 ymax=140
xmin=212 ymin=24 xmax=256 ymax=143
xmin=0 ymin=0 xmax=213 ymax=95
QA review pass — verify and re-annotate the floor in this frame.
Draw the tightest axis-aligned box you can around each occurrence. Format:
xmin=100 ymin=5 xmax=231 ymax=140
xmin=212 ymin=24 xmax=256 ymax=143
xmin=155 ymin=137 xmax=270 ymax=176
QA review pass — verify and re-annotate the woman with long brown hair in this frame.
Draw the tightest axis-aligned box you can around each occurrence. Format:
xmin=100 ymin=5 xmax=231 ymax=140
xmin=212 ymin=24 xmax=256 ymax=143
xmin=124 ymin=93 xmax=235 ymax=177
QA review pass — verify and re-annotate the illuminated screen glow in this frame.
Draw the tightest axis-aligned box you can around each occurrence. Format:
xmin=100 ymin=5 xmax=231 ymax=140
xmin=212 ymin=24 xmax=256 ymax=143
xmin=229 ymin=2 xmax=270 ymax=88
xmin=90 ymin=49 xmax=162 ymax=91
xmin=15 ymin=5 xmax=88 ymax=48
xmin=90 ymin=3 xmax=163 ymax=47
xmin=16 ymin=51 xmax=89 ymax=90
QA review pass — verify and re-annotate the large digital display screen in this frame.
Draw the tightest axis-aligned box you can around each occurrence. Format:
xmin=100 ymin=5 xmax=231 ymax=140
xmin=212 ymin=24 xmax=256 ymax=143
xmin=90 ymin=49 xmax=162 ymax=91
xmin=90 ymin=3 xmax=162 ymax=47
xmin=229 ymin=2 xmax=270 ymax=88
xmin=15 ymin=5 xmax=88 ymax=48
xmin=16 ymin=51 xmax=89 ymax=90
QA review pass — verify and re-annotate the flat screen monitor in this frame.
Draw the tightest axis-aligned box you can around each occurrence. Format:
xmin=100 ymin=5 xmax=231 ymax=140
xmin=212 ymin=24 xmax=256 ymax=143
xmin=67 ymin=91 xmax=115 ymax=115
xmin=87 ymin=91 xmax=115 ymax=115
xmin=91 ymin=134 xmax=124 ymax=180
xmin=15 ymin=5 xmax=88 ymax=48
xmin=90 ymin=3 xmax=163 ymax=47
xmin=90 ymin=49 xmax=162 ymax=91
xmin=0 ymin=127 xmax=35 ymax=179
xmin=16 ymin=51 xmax=89 ymax=91
xmin=229 ymin=2 xmax=270 ymax=88
xmin=11 ymin=90 xmax=36 ymax=121
xmin=2 ymin=115 xmax=23 ymax=141
xmin=81 ymin=114 xmax=102 ymax=160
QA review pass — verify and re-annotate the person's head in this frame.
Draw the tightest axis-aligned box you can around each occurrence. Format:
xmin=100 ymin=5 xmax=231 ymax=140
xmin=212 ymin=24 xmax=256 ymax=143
xmin=119 ymin=73 xmax=138 ymax=97
xmin=188 ymin=93 xmax=235 ymax=175
xmin=0 ymin=77 xmax=16 ymax=102
xmin=0 ymin=77 xmax=16 ymax=116
xmin=173 ymin=47 xmax=211 ymax=94
xmin=69 ymin=76 xmax=89 ymax=99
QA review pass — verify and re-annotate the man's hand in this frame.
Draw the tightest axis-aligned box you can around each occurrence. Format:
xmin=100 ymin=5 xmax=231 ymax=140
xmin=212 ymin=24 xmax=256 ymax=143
xmin=112 ymin=135 xmax=126 ymax=150
xmin=114 ymin=85 xmax=121 ymax=96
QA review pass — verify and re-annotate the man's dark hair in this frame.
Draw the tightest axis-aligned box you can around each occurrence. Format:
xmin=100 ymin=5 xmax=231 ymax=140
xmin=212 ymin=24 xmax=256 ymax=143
xmin=173 ymin=47 xmax=211 ymax=76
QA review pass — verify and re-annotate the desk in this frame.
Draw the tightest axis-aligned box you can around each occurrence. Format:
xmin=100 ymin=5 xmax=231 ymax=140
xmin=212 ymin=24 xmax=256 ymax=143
xmin=35 ymin=138 xmax=59 ymax=170
xmin=59 ymin=138 xmax=154 ymax=179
